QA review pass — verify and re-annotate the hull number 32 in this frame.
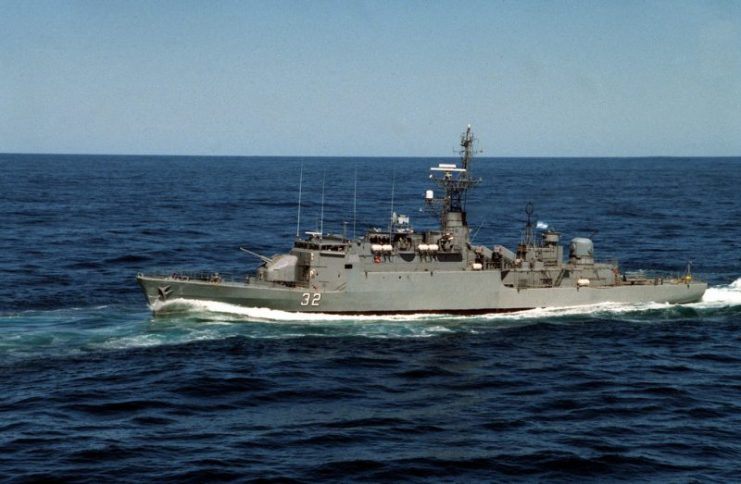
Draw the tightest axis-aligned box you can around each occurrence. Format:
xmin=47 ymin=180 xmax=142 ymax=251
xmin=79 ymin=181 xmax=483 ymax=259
xmin=300 ymin=293 xmax=321 ymax=306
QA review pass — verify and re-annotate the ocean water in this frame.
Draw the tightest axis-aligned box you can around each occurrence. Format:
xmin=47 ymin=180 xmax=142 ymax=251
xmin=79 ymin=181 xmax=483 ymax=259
xmin=1 ymin=154 xmax=740 ymax=481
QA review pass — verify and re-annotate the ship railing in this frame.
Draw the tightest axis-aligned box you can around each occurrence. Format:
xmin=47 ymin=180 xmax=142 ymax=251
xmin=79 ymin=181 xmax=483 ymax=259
xmin=139 ymin=270 xmax=242 ymax=283
xmin=270 ymin=280 xmax=311 ymax=288
xmin=621 ymin=269 xmax=695 ymax=285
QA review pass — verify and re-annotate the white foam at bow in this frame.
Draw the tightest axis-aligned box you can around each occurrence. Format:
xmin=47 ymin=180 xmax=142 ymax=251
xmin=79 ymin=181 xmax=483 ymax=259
xmin=688 ymin=277 xmax=741 ymax=308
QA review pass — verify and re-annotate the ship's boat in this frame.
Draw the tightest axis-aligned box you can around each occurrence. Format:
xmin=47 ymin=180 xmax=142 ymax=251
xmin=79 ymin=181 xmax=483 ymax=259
xmin=137 ymin=126 xmax=706 ymax=314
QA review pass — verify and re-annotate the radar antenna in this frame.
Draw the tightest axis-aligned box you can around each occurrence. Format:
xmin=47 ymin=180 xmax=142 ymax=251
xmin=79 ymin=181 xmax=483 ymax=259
xmin=425 ymin=125 xmax=482 ymax=230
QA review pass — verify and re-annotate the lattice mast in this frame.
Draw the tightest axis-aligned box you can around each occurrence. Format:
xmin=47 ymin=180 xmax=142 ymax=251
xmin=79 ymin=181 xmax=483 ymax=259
xmin=427 ymin=125 xmax=482 ymax=230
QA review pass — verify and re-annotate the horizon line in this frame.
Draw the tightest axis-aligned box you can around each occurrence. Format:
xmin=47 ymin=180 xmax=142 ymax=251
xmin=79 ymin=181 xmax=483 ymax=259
xmin=2 ymin=152 xmax=740 ymax=160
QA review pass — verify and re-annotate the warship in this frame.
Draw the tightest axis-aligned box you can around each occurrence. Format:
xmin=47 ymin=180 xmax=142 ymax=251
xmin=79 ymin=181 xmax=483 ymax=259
xmin=137 ymin=126 xmax=707 ymax=314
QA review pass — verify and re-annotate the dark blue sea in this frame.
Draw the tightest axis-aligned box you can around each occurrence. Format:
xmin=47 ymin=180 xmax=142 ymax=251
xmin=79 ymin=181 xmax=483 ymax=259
xmin=1 ymin=154 xmax=740 ymax=482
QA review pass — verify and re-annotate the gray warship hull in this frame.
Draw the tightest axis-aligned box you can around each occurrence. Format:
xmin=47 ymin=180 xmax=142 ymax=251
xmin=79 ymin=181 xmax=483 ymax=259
xmin=137 ymin=126 xmax=707 ymax=314
xmin=137 ymin=271 xmax=706 ymax=314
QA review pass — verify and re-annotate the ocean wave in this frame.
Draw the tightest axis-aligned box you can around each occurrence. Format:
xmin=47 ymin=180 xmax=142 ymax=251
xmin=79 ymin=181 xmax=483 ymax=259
xmin=94 ymin=326 xmax=232 ymax=350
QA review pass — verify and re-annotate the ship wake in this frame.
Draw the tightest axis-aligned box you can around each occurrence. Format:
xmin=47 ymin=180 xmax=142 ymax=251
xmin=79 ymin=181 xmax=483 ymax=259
xmin=151 ymin=277 xmax=740 ymax=323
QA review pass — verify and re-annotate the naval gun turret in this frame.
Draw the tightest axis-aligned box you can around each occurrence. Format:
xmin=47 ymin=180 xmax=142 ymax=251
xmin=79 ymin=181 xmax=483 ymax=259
xmin=569 ymin=237 xmax=594 ymax=265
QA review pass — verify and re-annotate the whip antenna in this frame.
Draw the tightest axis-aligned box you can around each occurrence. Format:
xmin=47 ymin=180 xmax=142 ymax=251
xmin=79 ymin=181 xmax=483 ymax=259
xmin=319 ymin=170 xmax=326 ymax=238
xmin=388 ymin=168 xmax=396 ymax=235
xmin=295 ymin=159 xmax=304 ymax=238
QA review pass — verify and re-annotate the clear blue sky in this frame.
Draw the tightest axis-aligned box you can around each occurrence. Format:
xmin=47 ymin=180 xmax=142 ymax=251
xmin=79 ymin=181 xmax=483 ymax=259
xmin=1 ymin=0 xmax=739 ymax=156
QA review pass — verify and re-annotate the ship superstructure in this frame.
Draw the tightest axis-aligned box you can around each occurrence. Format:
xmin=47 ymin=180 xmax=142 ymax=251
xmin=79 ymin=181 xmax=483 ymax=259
xmin=137 ymin=127 xmax=706 ymax=313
